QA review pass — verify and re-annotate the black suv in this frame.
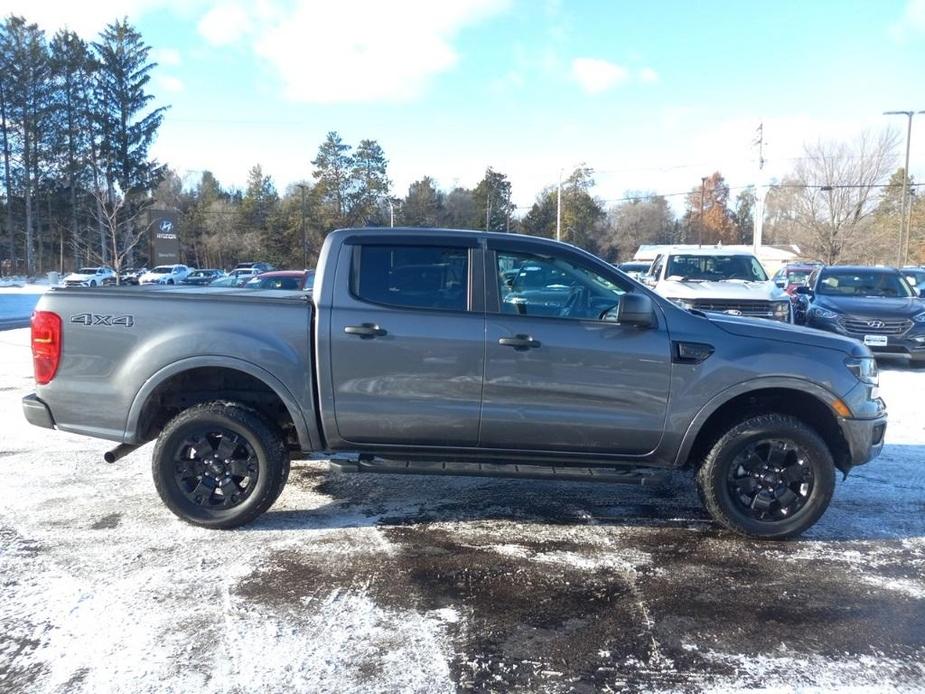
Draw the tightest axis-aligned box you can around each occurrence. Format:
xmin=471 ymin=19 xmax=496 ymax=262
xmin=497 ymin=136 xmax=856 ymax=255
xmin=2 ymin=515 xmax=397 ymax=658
xmin=798 ymin=265 xmax=925 ymax=365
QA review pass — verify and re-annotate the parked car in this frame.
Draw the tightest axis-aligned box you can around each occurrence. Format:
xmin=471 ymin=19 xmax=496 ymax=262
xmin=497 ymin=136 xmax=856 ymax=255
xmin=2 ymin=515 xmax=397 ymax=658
xmin=244 ymin=270 xmax=314 ymax=290
xmin=901 ymin=267 xmax=925 ymax=291
xmin=182 ymin=269 xmax=225 ymax=286
xmin=233 ymin=261 xmax=275 ymax=274
xmin=617 ymin=261 xmax=651 ymax=280
xmin=118 ymin=267 xmax=148 ymax=286
xmin=772 ymin=262 xmax=822 ymax=294
xmin=62 ymin=266 xmax=116 ymax=288
xmin=208 ymin=274 xmax=250 ymax=288
xmin=139 ymin=265 xmax=192 ymax=285
xmin=798 ymin=265 xmax=925 ymax=365
xmin=641 ymin=247 xmax=792 ymax=322
xmin=23 ymin=228 xmax=886 ymax=540
xmin=228 ymin=268 xmax=259 ymax=283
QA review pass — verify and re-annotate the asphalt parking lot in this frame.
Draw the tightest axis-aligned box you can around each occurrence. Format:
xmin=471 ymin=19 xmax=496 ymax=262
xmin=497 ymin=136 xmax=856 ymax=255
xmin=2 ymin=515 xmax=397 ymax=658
xmin=1 ymin=326 xmax=924 ymax=693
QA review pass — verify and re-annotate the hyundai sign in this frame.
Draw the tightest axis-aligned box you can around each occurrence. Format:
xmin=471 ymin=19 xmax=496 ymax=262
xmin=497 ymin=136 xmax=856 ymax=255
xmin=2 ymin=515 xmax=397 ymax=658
xmin=148 ymin=210 xmax=180 ymax=264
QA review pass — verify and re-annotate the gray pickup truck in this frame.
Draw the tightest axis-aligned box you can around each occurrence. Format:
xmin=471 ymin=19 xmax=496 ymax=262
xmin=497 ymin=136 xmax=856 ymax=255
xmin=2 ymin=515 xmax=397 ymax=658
xmin=23 ymin=228 xmax=887 ymax=538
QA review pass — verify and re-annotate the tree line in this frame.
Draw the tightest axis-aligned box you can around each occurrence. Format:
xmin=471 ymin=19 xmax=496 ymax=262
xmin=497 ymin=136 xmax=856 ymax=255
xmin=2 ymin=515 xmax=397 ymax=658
xmin=0 ymin=15 xmax=165 ymax=276
xmin=1 ymin=13 xmax=921 ymax=277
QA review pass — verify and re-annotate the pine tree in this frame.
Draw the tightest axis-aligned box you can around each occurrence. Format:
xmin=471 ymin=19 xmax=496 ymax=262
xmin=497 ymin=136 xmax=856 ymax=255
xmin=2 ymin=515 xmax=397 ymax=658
xmin=311 ymin=131 xmax=353 ymax=230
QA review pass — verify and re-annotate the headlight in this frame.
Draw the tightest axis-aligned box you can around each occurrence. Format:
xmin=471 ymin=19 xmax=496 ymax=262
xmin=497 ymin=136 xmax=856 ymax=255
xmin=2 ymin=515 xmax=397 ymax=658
xmin=668 ymin=298 xmax=694 ymax=310
xmin=845 ymin=356 xmax=879 ymax=386
xmin=772 ymin=301 xmax=790 ymax=320
xmin=812 ymin=307 xmax=839 ymax=320
xmin=914 ymin=312 xmax=925 ymax=323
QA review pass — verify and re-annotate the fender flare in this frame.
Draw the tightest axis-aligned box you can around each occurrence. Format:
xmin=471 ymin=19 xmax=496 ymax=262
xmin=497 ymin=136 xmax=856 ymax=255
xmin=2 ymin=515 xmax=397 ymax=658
xmin=124 ymin=355 xmax=314 ymax=450
xmin=673 ymin=376 xmax=843 ymax=467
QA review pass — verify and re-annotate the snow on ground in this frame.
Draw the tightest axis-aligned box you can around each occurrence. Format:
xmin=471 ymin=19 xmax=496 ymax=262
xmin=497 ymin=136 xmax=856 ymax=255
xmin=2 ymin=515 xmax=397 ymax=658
xmin=0 ymin=327 xmax=923 ymax=692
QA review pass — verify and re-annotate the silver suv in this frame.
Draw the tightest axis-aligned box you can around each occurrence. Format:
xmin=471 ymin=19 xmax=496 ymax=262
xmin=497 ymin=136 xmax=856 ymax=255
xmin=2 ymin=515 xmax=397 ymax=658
xmin=642 ymin=246 xmax=792 ymax=322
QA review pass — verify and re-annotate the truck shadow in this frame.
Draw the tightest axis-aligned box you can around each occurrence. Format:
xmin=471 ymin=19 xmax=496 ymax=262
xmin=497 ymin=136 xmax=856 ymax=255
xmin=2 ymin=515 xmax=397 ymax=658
xmin=250 ymin=443 xmax=925 ymax=543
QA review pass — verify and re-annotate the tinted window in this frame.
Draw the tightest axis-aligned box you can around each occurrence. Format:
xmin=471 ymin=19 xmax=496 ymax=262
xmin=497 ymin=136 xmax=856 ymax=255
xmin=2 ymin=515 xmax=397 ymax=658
xmin=354 ymin=245 xmax=468 ymax=311
xmin=817 ymin=270 xmax=913 ymax=297
xmin=496 ymin=250 xmax=625 ymax=320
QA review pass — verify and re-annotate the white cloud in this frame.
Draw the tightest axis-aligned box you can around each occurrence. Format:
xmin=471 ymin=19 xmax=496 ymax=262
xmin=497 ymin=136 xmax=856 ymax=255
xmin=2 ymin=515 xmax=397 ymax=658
xmin=242 ymin=0 xmax=510 ymax=103
xmin=890 ymin=0 xmax=925 ymax=41
xmin=569 ymin=57 xmax=629 ymax=94
xmin=151 ymin=47 xmax=182 ymax=66
xmin=0 ymin=0 xmax=197 ymax=37
xmin=197 ymin=3 xmax=252 ymax=46
xmin=639 ymin=66 xmax=659 ymax=83
xmin=156 ymin=74 xmax=184 ymax=92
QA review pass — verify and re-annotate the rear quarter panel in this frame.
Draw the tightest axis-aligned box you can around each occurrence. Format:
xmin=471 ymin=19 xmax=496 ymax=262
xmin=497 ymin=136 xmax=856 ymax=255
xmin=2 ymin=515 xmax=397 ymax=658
xmin=34 ymin=287 xmax=319 ymax=448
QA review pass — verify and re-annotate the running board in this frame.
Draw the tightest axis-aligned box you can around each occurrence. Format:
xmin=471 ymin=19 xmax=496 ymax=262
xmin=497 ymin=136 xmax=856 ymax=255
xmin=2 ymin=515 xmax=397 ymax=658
xmin=327 ymin=458 xmax=667 ymax=486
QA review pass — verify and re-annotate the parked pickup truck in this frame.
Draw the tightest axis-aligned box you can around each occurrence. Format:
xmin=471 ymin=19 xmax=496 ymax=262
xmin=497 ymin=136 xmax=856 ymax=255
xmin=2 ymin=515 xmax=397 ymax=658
xmin=23 ymin=228 xmax=887 ymax=538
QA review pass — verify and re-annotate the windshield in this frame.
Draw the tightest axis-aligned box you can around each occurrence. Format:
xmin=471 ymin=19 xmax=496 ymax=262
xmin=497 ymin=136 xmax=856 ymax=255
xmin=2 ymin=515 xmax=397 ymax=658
xmin=666 ymin=254 xmax=768 ymax=282
xmin=77 ymin=267 xmax=99 ymax=274
xmin=817 ymin=271 xmax=913 ymax=298
xmin=903 ymin=270 xmax=925 ymax=288
xmin=785 ymin=270 xmax=812 ymax=284
xmin=151 ymin=266 xmax=172 ymax=274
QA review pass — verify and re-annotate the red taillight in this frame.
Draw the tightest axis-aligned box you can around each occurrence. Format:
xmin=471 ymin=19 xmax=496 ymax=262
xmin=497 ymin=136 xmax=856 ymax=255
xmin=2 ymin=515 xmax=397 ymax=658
xmin=31 ymin=311 xmax=61 ymax=385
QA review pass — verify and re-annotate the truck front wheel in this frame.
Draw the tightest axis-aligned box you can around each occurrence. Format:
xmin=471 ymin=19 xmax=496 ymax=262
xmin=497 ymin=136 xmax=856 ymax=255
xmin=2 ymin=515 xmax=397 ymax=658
xmin=696 ymin=414 xmax=835 ymax=540
xmin=152 ymin=402 xmax=290 ymax=529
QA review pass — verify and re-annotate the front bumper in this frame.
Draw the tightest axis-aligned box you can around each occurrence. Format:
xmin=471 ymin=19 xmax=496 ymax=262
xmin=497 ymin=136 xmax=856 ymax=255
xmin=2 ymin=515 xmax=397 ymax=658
xmin=807 ymin=317 xmax=925 ymax=360
xmin=839 ymin=411 xmax=887 ymax=468
xmin=22 ymin=394 xmax=55 ymax=430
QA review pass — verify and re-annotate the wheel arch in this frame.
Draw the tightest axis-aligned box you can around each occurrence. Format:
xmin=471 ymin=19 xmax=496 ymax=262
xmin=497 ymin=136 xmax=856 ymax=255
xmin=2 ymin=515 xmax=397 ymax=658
xmin=125 ymin=356 xmax=314 ymax=451
xmin=677 ymin=379 xmax=851 ymax=473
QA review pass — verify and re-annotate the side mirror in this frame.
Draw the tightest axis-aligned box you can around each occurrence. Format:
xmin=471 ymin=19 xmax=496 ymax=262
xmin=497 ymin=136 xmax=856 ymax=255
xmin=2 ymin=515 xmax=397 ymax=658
xmin=919 ymin=288 xmax=925 ymax=299
xmin=795 ymin=285 xmax=812 ymax=296
xmin=617 ymin=293 xmax=656 ymax=328
xmin=775 ymin=280 xmax=786 ymax=289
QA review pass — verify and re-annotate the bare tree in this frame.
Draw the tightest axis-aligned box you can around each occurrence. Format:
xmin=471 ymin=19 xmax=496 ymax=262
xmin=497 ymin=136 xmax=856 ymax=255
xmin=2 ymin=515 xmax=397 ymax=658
xmin=790 ymin=129 xmax=899 ymax=264
xmin=89 ymin=185 xmax=147 ymax=282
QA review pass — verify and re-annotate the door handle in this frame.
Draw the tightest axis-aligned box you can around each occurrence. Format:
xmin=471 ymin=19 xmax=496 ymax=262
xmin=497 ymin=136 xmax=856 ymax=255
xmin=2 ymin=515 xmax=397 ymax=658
xmin=344 ymin=323 xmax=387 ymax=338
xmin=498 ymin=334 xmax=541 ymax=350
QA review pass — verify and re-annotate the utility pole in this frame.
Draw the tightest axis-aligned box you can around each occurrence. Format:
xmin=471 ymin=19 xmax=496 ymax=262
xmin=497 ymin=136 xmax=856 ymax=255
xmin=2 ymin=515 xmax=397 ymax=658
xmin=884 ymin=110 xmax=925 ymax=266
xmin=486 ymin=188 xmax=491 ymax=231
xmin=556 ymin=168 xmax=563 ymax=242
xmin=296 ymin=184 xmax=308 ymax=268
xmin=753 ymin=122 xmax=766 ymax=255
xmin=699 ymin=176 xmax=707 ymax=247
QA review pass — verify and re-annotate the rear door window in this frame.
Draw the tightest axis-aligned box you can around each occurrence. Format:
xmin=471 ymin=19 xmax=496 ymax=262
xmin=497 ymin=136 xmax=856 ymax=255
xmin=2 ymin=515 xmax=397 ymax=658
xmin=352 ymin=245 xmax=469 ymax=311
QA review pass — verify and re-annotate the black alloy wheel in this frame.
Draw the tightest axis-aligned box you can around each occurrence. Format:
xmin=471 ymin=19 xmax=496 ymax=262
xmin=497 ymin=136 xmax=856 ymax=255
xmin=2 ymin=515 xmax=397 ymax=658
xmin=696 ymin=414 xmax=835 ymax=539
xmin=726 ymin=439 xmax=814 ymax=521
xmin=152 ymin=402 xmax=290 ymax=529
xmin=173 ymin=428 xmax=259 ymax=509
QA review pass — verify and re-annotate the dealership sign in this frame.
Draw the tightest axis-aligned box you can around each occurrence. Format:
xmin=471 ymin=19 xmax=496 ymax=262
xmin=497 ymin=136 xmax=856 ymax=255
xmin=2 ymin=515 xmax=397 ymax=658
xmin=148 ymin=210 xmax=180 ymax=264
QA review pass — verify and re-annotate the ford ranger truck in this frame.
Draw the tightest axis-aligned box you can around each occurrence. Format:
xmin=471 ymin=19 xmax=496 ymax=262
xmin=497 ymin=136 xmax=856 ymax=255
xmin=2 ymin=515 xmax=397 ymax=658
xmin=22 ymin=228 xmax=887 ymax=539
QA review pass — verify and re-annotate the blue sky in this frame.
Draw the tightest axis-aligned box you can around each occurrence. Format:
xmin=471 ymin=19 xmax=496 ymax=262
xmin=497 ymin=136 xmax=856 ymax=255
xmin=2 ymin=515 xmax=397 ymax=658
xmin=9 ymin=0 xmax=925 ymax=210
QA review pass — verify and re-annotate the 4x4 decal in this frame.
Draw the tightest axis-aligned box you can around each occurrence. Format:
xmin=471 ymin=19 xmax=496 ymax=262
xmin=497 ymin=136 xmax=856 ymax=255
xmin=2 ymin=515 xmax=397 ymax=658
xmin=70 ymin=313 xmax=134 ymax=327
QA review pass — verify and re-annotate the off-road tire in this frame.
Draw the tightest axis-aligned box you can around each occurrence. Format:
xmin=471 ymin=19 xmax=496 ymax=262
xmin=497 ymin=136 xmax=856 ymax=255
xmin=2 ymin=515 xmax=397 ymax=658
xmin=152 ymin=401 xmax=290 ymax=529
xmin=696 ymin=413 xmax=835 ymax=540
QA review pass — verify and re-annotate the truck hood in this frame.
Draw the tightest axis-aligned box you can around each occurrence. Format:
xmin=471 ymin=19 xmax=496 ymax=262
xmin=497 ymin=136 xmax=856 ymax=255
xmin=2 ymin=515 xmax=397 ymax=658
xmin=708 ymin=312 xmax=868 ymax=356
xmin=659 ymin=279 xmax=788 ymax=301
xmin=813 ymin=294 xmax=925 ymax=318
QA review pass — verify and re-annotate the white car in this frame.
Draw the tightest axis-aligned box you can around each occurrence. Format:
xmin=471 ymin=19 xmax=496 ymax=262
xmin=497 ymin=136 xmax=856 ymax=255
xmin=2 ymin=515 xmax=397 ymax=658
xmin=641 ymin=246 xmax=792 ymax=322
xmin=139 ymin=264 xmax=192 ymax=285
xmin=63 ymin=266 xmax=115 ymax=287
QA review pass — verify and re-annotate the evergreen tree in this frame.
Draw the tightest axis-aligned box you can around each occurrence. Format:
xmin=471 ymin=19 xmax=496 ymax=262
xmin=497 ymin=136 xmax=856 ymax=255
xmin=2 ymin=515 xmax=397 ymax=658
xmin=473 ymin=167 xmax=514 ymax=231
xmin=351 ymin=138 xmax=389 ymax=225
xmin=311 ymin=130 xmax=353 ymax=229
xmin=400 ymin=176 xmax=445 ymax=227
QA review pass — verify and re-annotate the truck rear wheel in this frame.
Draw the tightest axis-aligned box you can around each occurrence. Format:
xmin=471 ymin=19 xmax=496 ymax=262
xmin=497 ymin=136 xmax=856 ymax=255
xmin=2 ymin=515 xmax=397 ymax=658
xmin=152 ymin=402 xmax=289 ymax=529
xmin=696 ymin=414 xmax=835 ymax=540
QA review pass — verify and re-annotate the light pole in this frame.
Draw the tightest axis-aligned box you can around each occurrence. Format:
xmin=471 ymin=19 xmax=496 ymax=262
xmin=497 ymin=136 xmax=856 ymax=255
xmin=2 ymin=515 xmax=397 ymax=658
xmin=699 ymin=176 xmax=707 ymax=247
xmin=556 ymin=168 xmax=563 ymax=242
xmin=296 ymin=184 xmax=308 ymax=268
xmin=387 ymin=199 xmax=398 ymax=228
xmin=883 ymin=110 xmax=925 ymax=266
